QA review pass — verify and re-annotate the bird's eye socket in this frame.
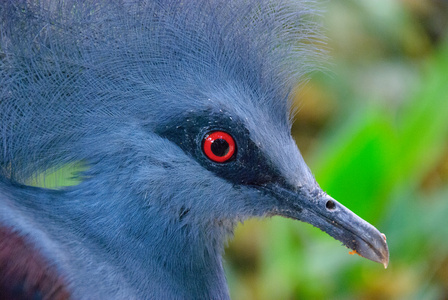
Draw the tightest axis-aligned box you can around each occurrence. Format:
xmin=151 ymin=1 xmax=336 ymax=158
xmin=202 ymin=131 xmax=236 ymax=163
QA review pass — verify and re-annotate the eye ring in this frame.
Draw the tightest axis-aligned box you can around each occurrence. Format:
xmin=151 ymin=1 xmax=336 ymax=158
xmin=202 ymin=131 xmax=236 ymax=163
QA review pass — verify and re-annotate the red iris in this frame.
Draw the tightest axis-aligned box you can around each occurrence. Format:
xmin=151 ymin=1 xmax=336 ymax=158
xmin=202 ymin=131 xmax=235 ymax=163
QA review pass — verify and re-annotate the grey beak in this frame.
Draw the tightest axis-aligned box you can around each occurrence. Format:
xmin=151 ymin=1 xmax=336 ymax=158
xmin=263 ymin=184 xmax=389 ymax=268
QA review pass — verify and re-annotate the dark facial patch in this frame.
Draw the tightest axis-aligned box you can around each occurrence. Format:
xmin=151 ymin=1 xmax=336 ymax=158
xmin=155 ymin=110 xmax=284 ymax=187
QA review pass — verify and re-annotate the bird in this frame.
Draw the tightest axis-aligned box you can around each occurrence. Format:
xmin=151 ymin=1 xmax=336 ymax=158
xmin=0 ymin=0 xmax=389 ymax=299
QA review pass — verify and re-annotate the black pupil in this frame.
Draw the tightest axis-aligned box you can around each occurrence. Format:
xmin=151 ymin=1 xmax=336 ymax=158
xmin=211 ymin=138 xmax=229 ymax=157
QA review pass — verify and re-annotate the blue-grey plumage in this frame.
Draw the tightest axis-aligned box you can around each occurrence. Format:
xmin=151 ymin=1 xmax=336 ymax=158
xmin=0 ymin=0 xmax=388 ymax=299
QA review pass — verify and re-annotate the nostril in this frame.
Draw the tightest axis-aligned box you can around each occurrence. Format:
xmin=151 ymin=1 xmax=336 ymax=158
xmin=326 ymin=200 xmax=336 ymax=210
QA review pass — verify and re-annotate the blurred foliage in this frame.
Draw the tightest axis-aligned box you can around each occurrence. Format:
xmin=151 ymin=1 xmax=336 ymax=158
xmin=225 ymin=0 xmax=448 ymax=299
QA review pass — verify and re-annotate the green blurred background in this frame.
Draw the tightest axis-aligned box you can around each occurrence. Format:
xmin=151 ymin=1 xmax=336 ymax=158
xmin=225 ymin=0 xmax=448 ymax=299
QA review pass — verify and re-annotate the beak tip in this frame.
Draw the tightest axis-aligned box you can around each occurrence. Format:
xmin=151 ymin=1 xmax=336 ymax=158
xmin=380 ymin=233 xmax=389 ymax=269
xmin=360 ymin=231 xmax=389 ymax=268
xmin=347 ymin=229 xmax=389 ymax=268
xmin=381 ymin=252 xmax=389 ymax=269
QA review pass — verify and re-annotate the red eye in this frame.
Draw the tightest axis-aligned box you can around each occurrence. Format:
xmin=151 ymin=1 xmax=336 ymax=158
xmin=202 ymin=131 xmax=236 ymax=163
